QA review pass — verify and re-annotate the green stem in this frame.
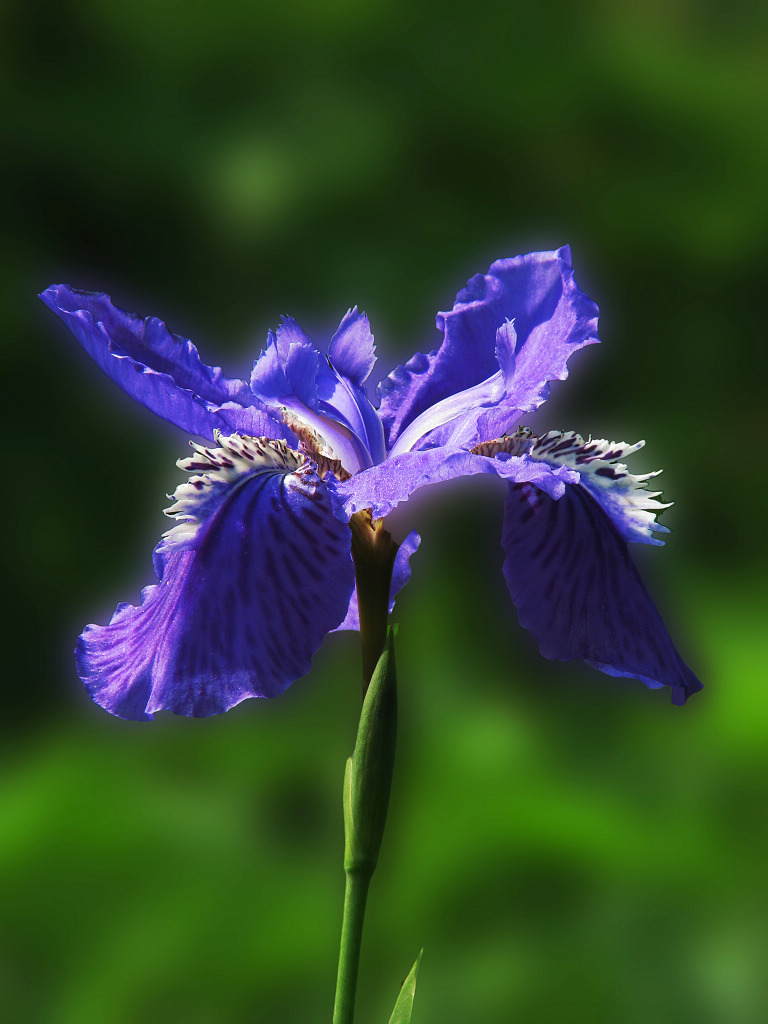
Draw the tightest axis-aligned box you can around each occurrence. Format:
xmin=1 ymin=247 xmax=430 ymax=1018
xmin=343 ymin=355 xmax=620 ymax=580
xmin=332 ymin=868 xmax=372 ymax=1024
xmin=332 ymin=513 xmax=399 ymax=1024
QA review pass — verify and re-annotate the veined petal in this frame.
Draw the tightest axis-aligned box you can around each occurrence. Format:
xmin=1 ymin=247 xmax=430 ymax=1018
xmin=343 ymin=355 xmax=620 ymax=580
xmin=40 ymin=286 xmax=279 ymax=441
xmin=157 ymin=432 xmax=302 ymax=558
xmin=326 ymin=443 xmax=578 ymax=522
xmin=524 ymin=430 xmax=671 ymax=545
xmin=334 ymin=530 xmax=421 ymax=631
xmin=377 ymin=246 xmax=599 ymax=449
xmin=501 ymin=481 xmax=702 ymax=705
xmin=77 ymin=435 xmax=355 ymax=719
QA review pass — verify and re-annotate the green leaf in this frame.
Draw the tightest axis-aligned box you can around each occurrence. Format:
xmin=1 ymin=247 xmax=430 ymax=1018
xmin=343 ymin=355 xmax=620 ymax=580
xmin=387 ymin=951 xmax=423 ymax=1024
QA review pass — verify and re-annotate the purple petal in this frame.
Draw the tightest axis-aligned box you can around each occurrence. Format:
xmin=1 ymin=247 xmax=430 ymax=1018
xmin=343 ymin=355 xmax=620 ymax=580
xmin=388 ymin=321 xmax=518 ymax=455
xmin=40 ymin=285 xmax=280 ymax=441
xmin=326 ymin=446 xmax=578 ymax=522
xmin=328 ymin=307 xmax=377 ymax=386
xmin=501 ymin=480 xmax=702 ymax=705
xmin=377 ymin=246 xmax=599 ymax=449
xmin=251 ymin=315 xmax=384 ymax=472
xmin=250 ymin=318 xmax=322 ymax=409
xmin=76 ymin=438 xmax=355 ymax=719
xmin=315 ymin=368 xmax=385 ymax=468
xmin=334 ymin=530 xmax=421 ymax=631
xmin=250 ymin=326 xmax=367 ymax=467
xmin=524 ymin=430 xmax=671 ymax=545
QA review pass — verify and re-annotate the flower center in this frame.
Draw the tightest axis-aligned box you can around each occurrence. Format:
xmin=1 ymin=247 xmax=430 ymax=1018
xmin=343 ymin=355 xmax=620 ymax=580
xmin=470 ymin=426 xmax=533 ymax=458
xmin=282 ymin=412 xmax=352 ymax=481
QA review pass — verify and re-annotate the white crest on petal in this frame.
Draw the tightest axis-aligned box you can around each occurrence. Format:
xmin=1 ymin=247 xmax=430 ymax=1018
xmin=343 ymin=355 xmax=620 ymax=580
xmin=527 ymin=430 xmax=671 ymax=544
xmin=158 ymin=432 xmax=307 ymax=555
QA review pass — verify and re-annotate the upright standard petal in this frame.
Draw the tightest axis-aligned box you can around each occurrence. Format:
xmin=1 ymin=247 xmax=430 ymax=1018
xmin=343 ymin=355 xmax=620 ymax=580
xmin=76 ymin=435 xmax=355 ymax=719
xmin=388 ymin=321 xmax=519 ymax=455
xmin=251 ymin=314 xmax=384 ymax=472
xmin=40 ymin=286 xmax=280 ymax=441
xmin=328 ymin=307 xmax=377 ymax=386
xmin=377 ymin=247 xmax=599 ymax=449
xmin=249 ymin=317 xmax=323 ymax=409
xmin=501 ymin=479 xmax=702 ymax=705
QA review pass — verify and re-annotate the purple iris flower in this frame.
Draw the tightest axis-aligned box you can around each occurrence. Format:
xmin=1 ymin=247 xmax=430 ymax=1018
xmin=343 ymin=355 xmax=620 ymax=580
xmin=41 ymin=246 xmax=701 ymax=719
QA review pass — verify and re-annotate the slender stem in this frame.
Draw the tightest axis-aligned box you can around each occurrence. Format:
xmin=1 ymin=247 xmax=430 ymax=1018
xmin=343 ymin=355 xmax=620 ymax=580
xmin=332 ymin=869 xmax=372 ymax=1024
xmin=331 ymin=512 xmax=399 ymax=1023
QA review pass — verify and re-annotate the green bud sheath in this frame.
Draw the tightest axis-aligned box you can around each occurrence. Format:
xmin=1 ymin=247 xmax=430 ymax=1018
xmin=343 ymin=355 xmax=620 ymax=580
xmin=334 ymin=635 xmax=399 ymax=1024
xmin=345 ymin=631 xmax=398 ymax=875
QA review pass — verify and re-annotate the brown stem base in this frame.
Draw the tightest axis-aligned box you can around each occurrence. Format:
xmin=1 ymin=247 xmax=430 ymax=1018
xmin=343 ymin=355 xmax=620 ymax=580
xmin=348 ymin=511 xmax=399 ymax=693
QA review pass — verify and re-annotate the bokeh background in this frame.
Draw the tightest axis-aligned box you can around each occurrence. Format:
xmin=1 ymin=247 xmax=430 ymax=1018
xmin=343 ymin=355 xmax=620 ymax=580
xmin=3 ymin=0 xmax=768 ymax=1021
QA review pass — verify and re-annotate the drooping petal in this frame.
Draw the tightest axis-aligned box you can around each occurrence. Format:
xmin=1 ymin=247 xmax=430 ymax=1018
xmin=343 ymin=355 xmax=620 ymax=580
xmin=377 ymin=246 xmax=599 ymax=449
xmin=524 ymin=430 xmax=671 ymax=545
xmin=40 ymin=286 xmax=280 ymax=441
xmin=501 ymin=481 xmax=702 ymax=705
xmin=76 ymin=436 xmax=355 ymax=719
xmin=328 ymin=307 xmax=377 ymax=386
xmin=334 ymin=530 xmax=421 ymax=631
xmin=325 ymin=443 xmax=579 ymax=522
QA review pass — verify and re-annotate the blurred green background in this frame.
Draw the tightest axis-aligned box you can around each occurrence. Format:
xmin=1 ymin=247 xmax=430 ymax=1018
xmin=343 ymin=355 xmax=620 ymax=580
xmin=3 ymin=0 xmax=767 ymax=1020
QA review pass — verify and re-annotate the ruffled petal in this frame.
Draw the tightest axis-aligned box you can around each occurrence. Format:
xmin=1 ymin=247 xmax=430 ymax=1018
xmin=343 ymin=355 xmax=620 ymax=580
xmin=377 ymin=246 xmax=599 ymax=448
xmin=334 ymin=530 xmax=421 ymax=631
xmin=328 ymin=307 xmax=377 ymax=386
xmin=326 ymin=444 xmax=578 ymax=522
xmin=40 ymin=286 xmax=280 ymax=441
xmin=249 ymin=318 xmax=322 ymax=409
xmin=501 ymin=481 xmax=702 ymax=705
xmin=76 ymin=436 xmax=355 ymax=719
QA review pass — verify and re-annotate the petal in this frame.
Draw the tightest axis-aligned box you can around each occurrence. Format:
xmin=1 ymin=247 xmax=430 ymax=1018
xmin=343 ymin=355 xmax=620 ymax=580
xmin=328 ymin=307 xmax=377 ymax=386
xmin=388 ymin=321 xmax=517 ymax=455
xmin=77 ymin=436 xmax=355 ymax=719
xmin=334 ymin=530 xmax=421 ymax=631
xmin=501 ymin=480 xmax=702 ymax=705
xmin=250 ymin=318 xmax=322 ymax=409
xmin=315 ymin=367 xmax=385 ymax=468
xmin=377 ymin=246 xmax=599 ymax=448
xmin=524 ymin=430 xmax=671 ymax=545
xmin=40 ymin=285 xmax=280 ymax=441
xmin=326 ymin=444 xmax=578 ymax=522
xmin=251 ymin=315 xmax=384 ymax=472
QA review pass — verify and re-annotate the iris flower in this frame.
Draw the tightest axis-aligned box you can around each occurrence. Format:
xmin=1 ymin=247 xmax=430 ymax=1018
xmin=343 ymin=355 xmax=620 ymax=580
xmin=41 ymin=246 xmax=701 ymax=719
